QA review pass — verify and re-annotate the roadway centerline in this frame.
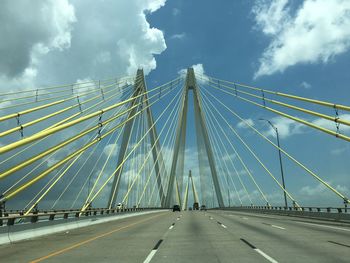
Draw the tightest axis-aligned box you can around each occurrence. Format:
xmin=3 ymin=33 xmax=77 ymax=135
xmin=142 ymin=215 xmax=181 ymax=262
xmin=262 ymin=222 xmax=286 ymax=230
xmin=143 ymin=239 xmax=163 ymax=263
xmin=216 ymin=221 xmax=227 ymax=229
xmin=240 ymin=238 xmax=279 ymax=263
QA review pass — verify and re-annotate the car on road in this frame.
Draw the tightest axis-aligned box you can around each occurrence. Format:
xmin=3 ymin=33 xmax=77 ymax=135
xmin=173 ymin=205 xmax=181 ymax=212
xmin=116 ymin=203 xmax=124 ymax=210
xmin=193 ymin=202 xmax=199 ymax=210
xmin=189 ymin=207 xmax=193 ymax=211
xmin=200 ymin=205 xmax=207 ymax=211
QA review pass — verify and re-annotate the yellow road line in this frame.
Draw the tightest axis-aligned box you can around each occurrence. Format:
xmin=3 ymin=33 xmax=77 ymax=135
xmin=29 ymin=212 xmax=167 ymax=263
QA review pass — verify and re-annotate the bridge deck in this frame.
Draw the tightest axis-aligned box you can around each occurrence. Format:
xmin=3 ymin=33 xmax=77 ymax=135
xmin=0 ymin=210 xmax=349 ymax=262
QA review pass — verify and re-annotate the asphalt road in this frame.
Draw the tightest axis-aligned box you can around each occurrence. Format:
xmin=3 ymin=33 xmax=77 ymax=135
xmin=0 ymin=210 xmax=349 ymax=262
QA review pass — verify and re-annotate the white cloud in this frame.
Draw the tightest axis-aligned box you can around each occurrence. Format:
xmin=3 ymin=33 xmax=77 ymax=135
xmin=0 ymin=0 xmax=76 ymax=90
xmin=237 ymin=118 xmax=254 ymax=129
xmin=103 ymin=143 xmax=119 ymax=157
xmin=253 ymin=0 xmax=350 ymax=78
xmin=312 ymin=114 xmax=350 ymax=133
xmin=178 ymin=63 xmax=209 ymax=84
xmin=172 ymin=8 xmax=180 ymax=16
xmin=260 ymin=114 xmax=350 ymax=139
xmin=0 ymin=0 xmax=167 ymax=94
xmin=330 ymin=146 xmax=349 ymax=155
xmin=300 ymin=182 xmax=349 ymax=197
xmin=170 ymin=33 xmax=186 ymax=40
xmin=300 ymin=81 xmax=311 ymax=89
xmin=252 ymin=0 xmax=290 ymax=36
xmin=261 ymin=116 xmax=304 ymax=139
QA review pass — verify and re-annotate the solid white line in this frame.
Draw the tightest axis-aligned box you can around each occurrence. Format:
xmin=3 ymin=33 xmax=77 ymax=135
xmin=241 ymin=217 xmax=248 ymax=220
xmin=169 ymin=225 xmax=174 ymax=230
xmin=296 ymin=222 xmax=350 ymax=232
xmin=221 ymin=224 xmax=227 ymax=229
xmin=271 ymin=224 xmax=285 ymax=230
xmin=143 ymin=250 xmax=157 ymax=263
xmin=255 ymin=248 xmax=278 ymax=263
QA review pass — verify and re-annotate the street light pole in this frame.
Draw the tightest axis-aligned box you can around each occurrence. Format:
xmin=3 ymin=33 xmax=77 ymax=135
xmin=259 ymin=119 xmax=288 ymax=208
xmin=227 ymin=172 xmax=231 ymax=207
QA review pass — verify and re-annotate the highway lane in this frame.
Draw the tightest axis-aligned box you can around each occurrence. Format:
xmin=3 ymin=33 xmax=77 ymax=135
xmin=204 ymin=210 xmax=350 ymax=263
xmin=0 ymin=211 xmax=173 ymax=262
xmin=0 ymin=210 xmax=349 ymax=262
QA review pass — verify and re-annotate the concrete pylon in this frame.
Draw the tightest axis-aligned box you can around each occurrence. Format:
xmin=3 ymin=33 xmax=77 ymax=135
xmin=108 ymin=69 xmax=166 ymax=208
xmin=164 ymin=68 xmax=224 ymax=208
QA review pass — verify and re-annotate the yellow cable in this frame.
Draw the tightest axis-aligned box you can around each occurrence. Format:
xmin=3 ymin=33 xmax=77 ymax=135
xmin=0 ymin=101 xmax=139 ymax=179
xmin=0 ymin=83 xmax=129 ymax=137
xmin=81 ymin=85 xmax=182 ymax=212
xmin=137 ymin=93 xmax=181 ymax=206
xmin=201 ymin=88 xmax=300 ymax=207
xmin=203 ymin=86 xmax=350 ymax=203
xmin=203 ymin=77 xmax=350 ymax=127
xmin=204 ymin=81 xmax=350 ymax=143
xmin=203 ymin=74 xmax=350 ymax=112
xmin=0 ymin=84 xmax=133 ymax=166
xmin=0 ymin=78 xmax=180 ymax=154
xmin=0 ymin=79 xmax=130 ymax=122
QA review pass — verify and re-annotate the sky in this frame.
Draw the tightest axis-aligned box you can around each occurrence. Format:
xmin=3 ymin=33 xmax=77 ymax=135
xmin=0 ymin=0 xmax=350 ymax=209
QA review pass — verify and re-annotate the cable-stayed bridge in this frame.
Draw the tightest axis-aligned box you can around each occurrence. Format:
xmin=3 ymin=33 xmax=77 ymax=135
xmin=0 ymin=68 xmax=349 ymax=262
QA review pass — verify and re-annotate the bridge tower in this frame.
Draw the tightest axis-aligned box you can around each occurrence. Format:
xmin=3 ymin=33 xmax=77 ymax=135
xmin=164 ymin=68 xmax=224 ymax=208
xmin=108 ymin=69 xmax=167 ymax=208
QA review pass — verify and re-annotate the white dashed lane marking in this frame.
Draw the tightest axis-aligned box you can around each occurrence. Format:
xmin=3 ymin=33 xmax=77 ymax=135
xmin=240 ymin=238 xmax=278 ymax=263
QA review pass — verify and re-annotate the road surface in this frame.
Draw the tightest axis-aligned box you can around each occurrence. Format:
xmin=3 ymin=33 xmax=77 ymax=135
xmin=0 ymin=210 xmax=349 ymax=262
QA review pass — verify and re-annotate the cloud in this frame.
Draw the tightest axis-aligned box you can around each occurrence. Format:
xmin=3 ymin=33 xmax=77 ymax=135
xmin=103 ymin=143 xmax=119 ymax=157
xmin=300 ymin=182 xmax=349 ymax=197
xmin=0 ymin=0 xmax=167 ymax=94
xmin=172 ymin=8 xmax=180 ymax=16
xmin=330 ymin=146 xmax=349 ymax=155
xmin=178 ymin=63 xmax=209 ymax=84
xmin=170 ymin=33 xmax=186 ymax=40
xmin=260 ymin=114 xmax=350 ymax=139
xmin=0 ymin=0 xmax=76 ymax=78
xmin=312 ymin=114 xmax=350 ymax=133
xmin=300 ymin=81 xmax=312 ymax=89
xmin=237 ymin=118 xmax=254 ymax=129
xmin=261 ymin=116 xmax=304 ymax=139
xmin=253 ymin=0 xmax=350 ymax=78
xmin=0 ymin=0 xmax=76 ymax=91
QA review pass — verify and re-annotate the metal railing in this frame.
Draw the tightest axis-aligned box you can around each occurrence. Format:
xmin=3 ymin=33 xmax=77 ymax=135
xmin=233 ymin=205 xmax=348 ymax=213
xmin=214 ymin=206 xmax=350 ymax=222
xmin=0 ymin=207 xmax=162 ymax=226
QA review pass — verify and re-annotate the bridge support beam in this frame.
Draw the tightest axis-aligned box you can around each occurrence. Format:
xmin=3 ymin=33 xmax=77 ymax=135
xmin=108 ymin=69 xmax=166 ymax=208
xmin=164 ymin=68 xmax=224 ymax=208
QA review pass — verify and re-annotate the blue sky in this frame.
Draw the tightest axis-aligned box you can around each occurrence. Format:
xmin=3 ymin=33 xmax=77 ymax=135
xmin=0 ymin=0 xmax=349 ymax=209
xmin=146 ymin=0 xmax=350 ymax=207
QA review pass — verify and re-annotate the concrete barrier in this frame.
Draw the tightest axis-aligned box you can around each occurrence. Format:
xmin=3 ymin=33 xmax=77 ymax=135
xmin=215 ymin=207 xmax=350 ymax=223
xmin=0 ymin=209 xmax=167 ymax=246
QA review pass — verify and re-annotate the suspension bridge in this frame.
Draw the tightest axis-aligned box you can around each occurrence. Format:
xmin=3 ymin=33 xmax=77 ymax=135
xmin=0 ymin=68 xmax=349 ymax=262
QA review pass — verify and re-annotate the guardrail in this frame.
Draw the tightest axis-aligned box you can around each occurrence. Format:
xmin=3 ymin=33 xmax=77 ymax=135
xmin=215 ymin=206 xmax=350 ymax=222
xmin=0 ymin=207 xmax=162 ymax=226
xmin=232 ymin=205 xmax=348 ymax=213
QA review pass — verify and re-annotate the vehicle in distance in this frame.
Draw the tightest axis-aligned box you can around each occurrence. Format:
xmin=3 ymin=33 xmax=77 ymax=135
xmin=173 ymin=205 xmax=181 ymax=212
xmin=116 ymin=203 xmax=124 ymax=210
xmin=193 ymin=202 xmax=199 ymax=210
xmin=200 ymin=205 xmax=207 ymax=211
xmin=189 ymin=207 xmax=193 ymax=211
